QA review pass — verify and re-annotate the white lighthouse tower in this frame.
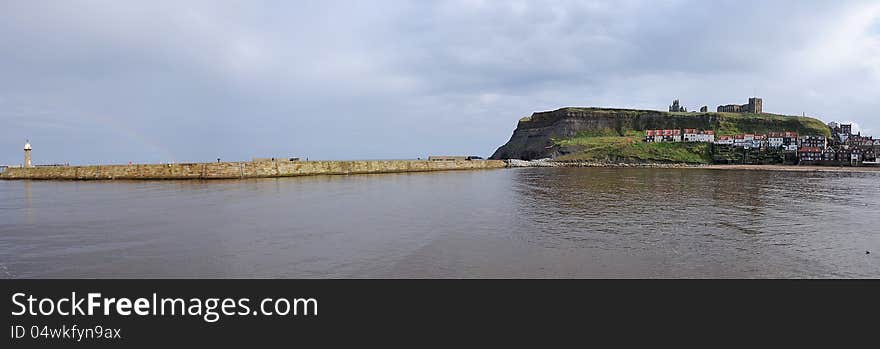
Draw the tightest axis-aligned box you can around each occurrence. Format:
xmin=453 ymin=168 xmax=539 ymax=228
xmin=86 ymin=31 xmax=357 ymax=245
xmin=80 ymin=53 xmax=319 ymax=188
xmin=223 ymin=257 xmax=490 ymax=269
xmin=24 ymin=140 xmax=33 ymax=168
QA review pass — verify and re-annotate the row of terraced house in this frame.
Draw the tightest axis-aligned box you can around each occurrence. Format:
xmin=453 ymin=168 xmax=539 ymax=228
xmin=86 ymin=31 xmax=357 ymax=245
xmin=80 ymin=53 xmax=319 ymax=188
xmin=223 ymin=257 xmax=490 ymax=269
xmin=645 ymin=129 xmax=715 ymax=143
xmin=714 ymin=132 xmax=801 ymax=151
xmin=799 ymin=123 xmax=880 ymax=166
xmin=644 ymin=124 xmax=879 ymax=165
xmin=715 ymin=128 xmax=878 ymax=165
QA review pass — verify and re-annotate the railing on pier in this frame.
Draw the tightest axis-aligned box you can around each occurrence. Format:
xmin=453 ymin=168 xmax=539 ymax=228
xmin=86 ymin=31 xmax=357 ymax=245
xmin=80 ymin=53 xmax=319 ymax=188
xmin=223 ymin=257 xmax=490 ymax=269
xmin=34 ymin=164 xmax=70 ymax=167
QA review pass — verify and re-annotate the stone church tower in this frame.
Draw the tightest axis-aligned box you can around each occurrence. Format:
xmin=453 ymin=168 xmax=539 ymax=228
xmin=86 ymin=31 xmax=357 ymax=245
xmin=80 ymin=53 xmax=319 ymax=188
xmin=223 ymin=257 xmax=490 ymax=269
xmin=24 ymin=140 xmax=32 ymax=168
xmin=747 ymin=97 xmax=763 ymax=114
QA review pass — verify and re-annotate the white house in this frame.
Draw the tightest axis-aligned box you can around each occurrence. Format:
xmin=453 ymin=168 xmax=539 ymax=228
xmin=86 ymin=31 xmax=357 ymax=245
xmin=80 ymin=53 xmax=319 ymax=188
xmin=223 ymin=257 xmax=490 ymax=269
xmin=683 ymin=129 xmax=699 ymax=142
xmin=683 ymin=129 xmax=715 ymax=143
xmin=697 ymin=130 xmax=715 ymax=143
xmin=715 ymin=136 xmax=734 ymax=145
xmin=648 ymin=129 xmax=681 ymax=142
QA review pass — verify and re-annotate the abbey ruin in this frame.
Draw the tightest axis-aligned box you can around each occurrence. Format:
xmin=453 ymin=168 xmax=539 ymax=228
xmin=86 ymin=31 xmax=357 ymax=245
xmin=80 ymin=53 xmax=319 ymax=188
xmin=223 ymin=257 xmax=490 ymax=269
xmin=717 ymin=97 xmax=763 ymax=113
xmin=668 ymin=97 xmax=763 ymax=114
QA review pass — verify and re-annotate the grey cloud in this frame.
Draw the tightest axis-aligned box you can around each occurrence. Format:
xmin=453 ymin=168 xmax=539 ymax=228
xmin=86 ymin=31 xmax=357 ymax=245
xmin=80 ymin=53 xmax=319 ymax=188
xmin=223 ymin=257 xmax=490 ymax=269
xmin=1 ymin=1 xmax=878 ymax=165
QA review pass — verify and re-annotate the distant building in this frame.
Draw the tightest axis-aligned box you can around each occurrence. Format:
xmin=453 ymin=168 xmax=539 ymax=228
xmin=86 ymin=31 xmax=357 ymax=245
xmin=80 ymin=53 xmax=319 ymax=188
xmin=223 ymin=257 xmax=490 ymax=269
xmin=798 ymin=147 xmax=823 ymax=162
xmin=747 ymin=97 xmax=763 ymax=113
xmin=727 ymin=133 xmax=768 ymax=149
xmin=683 ymin=129 xmax=715 ymax=143
xmin=849 ymin=148 xmax=863 ymax=166
xmin=715 ymin=136 xmax=734 ymax=145
xmin=711 ymin=128 xmax=872 ymax=166
xmin=645 ymin=129 xmax=681 ymax=143
xmin=717 ymin=104 xmax=743 ymax=113
xmin=754 ymin=134 xmax=768 ymax=148
xmin=700 ymin=106 xmax=708 ymax=113
xmin=834 ymin=124 xmax=853 ymax=143
xmin=717 ymin=97 xmax=763 ymax=113
xmin=799 ymin=135 xmax=827 ymax=149
xmin=665 ymin=129 xmax=682 ymax=142
xmin=734 ymin=134 xmax=757 ymax=148
xmin=647 ymin=129 xmax=715 ymax=143
xmin=847 ymin=135 xmax=874 ymax=147
xmin=768 ymin=132 xmax=798 ymax=150
xmin=669 ymin=99 xmax=687 ymax=112
xmin=24 ymin=140 xmax=32 ymax=168
xmin=827 ymin=122 xmax=854 ymax=143
xmin=822 ymin=147 xmax=837 ymax=162
xmin=699 ymin=131 xmax=716 ymax=143
xmin=864 ymin=147 xmax=877 ymax=163
xmin=768 ymin=134 xmax=783 ymax=148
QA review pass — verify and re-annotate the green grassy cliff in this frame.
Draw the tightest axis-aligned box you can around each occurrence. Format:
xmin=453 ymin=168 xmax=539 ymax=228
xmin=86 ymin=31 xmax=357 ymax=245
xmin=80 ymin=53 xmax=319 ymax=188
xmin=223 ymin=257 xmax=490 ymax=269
xmin=554 ymin=131 xmax=713 ymax=163
xmin=710 ymin=112 xmax=830 ymax=137
xmin=552 ymin=112 xmax=829 ymax=164
xmin=491 ymin=107 xmax=831 ymax=162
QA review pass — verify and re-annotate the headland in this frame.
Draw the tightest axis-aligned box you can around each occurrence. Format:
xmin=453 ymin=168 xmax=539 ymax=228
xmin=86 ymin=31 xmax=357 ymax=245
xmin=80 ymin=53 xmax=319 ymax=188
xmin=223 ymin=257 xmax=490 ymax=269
xmin=490 ymin=97 xmax=878 ymax=168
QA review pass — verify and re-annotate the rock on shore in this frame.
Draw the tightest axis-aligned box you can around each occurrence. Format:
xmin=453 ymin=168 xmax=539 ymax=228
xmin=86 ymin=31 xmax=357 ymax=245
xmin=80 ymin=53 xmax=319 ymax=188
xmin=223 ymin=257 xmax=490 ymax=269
xmin=505 ymin=159 xmax=702 ymax=168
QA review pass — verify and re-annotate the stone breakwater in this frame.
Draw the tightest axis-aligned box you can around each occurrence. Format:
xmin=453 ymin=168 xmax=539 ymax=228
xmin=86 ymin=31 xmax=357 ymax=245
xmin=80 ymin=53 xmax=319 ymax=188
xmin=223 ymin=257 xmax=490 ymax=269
xmin=0 ymin=160 xmax=507 ymax=180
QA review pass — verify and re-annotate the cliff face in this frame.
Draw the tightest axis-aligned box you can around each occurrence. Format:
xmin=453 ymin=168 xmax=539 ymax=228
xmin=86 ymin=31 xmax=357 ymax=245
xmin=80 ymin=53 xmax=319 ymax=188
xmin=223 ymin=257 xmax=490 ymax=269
xmin=490 ymin=107 xmax=830 ymax=160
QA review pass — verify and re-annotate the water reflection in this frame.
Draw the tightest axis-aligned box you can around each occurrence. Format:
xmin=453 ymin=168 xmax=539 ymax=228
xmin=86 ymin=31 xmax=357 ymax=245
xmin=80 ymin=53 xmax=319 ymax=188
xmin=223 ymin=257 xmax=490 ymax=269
xmin=512 ymin=168 xmax=879 ymax=277
xmin=23 ymin=181 xmax=33 ymax=225
xmin=0 ymin=168 xmax=877 ymax=278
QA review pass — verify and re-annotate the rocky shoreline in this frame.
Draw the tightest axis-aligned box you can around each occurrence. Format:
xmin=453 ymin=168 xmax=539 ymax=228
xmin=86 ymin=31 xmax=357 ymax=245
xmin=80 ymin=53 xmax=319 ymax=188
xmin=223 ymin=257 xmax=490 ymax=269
xmin=505 ymin=159 xmax=703 ymax=168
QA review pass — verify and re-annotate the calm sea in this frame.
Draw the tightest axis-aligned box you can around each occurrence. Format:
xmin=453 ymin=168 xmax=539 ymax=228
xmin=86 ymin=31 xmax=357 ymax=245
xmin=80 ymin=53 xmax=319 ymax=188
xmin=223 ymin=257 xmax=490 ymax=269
xmin=0 ymin=168 xmax=877 ymax=278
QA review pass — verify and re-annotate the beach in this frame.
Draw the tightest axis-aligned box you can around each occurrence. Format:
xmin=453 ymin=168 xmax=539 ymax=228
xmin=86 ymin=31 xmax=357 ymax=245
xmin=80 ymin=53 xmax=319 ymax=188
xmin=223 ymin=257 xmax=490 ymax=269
xmin=507 ymin=159 xmax=880 ymax=173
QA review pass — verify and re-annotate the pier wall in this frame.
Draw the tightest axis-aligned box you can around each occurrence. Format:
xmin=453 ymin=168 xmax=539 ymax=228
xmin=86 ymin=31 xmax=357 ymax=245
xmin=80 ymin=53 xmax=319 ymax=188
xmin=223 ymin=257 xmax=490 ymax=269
xmin=0 ymin=160 xmax=507 ymax=180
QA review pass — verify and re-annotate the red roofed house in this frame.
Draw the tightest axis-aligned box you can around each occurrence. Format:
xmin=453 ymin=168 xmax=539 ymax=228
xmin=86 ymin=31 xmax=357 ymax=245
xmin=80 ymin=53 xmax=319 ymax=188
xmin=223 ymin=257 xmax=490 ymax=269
xmin=798 ymin=147 xmax=823 ymax=162
xmin=697 ymin=130 xmax=715 ymax=143
xmin=715 ymin=136 xmax=734 ymax=145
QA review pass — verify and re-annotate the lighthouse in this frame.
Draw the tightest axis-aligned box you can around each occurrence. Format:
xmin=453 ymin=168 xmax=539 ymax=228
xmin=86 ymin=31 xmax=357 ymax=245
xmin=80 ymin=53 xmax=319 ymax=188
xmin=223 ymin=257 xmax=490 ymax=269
xmin=24 ymin=140 xmax=32 ymax=168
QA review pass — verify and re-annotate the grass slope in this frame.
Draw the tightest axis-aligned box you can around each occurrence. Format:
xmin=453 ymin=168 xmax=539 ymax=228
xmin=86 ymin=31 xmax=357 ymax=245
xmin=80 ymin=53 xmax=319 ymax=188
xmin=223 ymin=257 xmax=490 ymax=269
xmin=713 ymin=112 xmax=830 ymax=137
xmin=550 ymin=111 xmax=830 ymax=164
xmin=527 ymin=108 xmax=831 ymax=138
xmin=554 ymin=132 xmax=712 ymax=164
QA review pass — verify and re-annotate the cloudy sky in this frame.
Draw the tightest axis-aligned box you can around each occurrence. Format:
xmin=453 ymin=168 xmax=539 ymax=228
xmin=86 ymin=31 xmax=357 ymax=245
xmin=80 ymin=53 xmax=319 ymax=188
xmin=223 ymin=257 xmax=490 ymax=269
xmin=1 ymin=0 xmax=879 ymax=165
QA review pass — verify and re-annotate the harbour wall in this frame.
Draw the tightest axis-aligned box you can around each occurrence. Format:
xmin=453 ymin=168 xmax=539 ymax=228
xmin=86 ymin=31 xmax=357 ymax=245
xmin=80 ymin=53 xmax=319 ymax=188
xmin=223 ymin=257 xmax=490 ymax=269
xmin=0 ymin=160 xmax=507 ymax=180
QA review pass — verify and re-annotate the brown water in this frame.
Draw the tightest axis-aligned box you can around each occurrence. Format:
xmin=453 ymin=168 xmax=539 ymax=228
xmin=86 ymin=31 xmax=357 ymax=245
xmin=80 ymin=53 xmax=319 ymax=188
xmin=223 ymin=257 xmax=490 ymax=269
xmin=0 ymin=168 xmax=877 ymax=278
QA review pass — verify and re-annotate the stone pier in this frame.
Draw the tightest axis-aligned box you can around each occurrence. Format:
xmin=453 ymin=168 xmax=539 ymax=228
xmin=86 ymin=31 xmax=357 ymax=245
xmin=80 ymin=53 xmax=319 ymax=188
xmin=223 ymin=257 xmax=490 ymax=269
xmin=0 ymin=159 xmax=507 ymax=180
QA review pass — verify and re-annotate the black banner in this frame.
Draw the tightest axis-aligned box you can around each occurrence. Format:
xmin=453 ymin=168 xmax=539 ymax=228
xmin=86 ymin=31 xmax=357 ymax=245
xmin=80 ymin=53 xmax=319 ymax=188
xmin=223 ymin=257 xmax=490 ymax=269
xmin=2 ymin=280 xmax=877 ymax=347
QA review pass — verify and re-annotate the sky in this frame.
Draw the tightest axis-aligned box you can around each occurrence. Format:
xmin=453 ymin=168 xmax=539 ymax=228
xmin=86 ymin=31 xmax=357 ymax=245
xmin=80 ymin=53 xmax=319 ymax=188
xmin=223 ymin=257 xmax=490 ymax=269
xmin=1 ymin=0 xmax=879 ymax=165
